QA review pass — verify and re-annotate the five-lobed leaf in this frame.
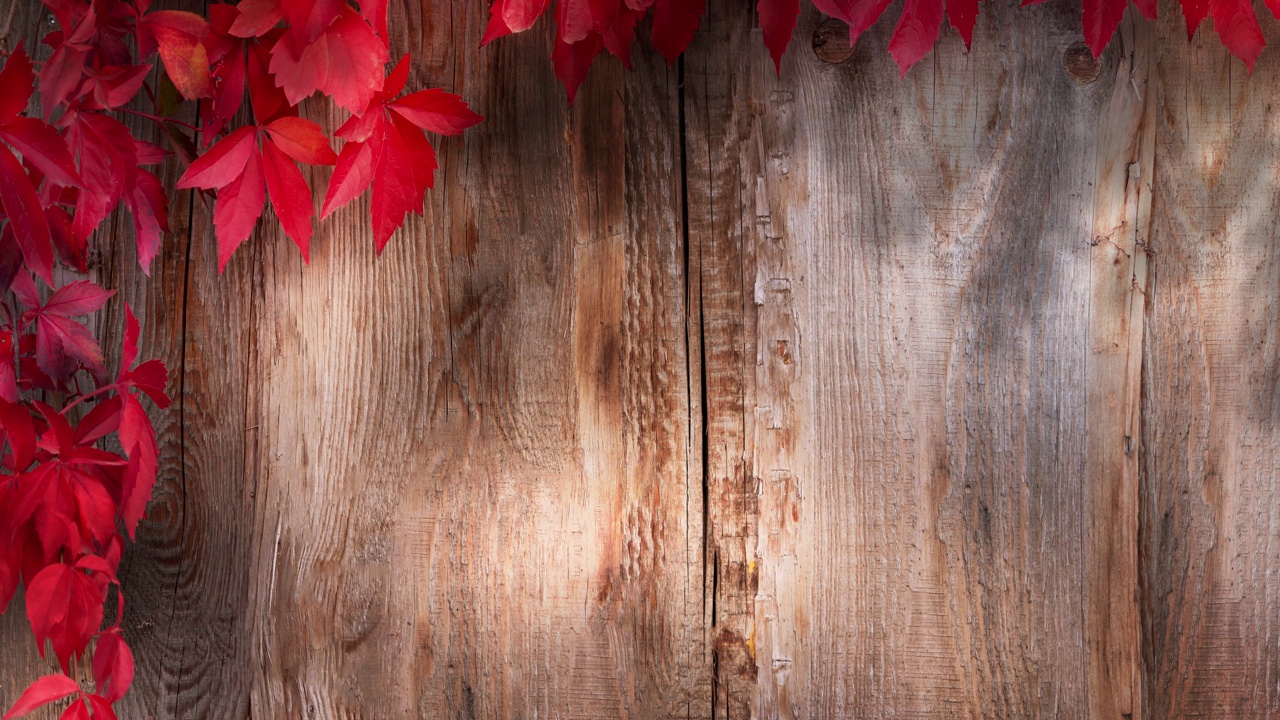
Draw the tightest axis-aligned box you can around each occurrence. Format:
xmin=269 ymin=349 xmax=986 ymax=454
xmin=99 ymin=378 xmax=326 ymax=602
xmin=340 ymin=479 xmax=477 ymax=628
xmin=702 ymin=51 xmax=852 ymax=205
xmin=177 ymin=120 xmax=335 ymax=271
xmin=320 ymin=56 xmax=481 ymax=250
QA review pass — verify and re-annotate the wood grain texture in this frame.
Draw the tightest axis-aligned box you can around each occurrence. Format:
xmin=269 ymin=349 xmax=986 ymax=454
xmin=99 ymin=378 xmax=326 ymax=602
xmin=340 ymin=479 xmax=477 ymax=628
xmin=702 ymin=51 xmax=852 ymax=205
xmin=4 ymin=0 xmax=1280 ymax=717
xmin=1142 ymin=4 xmax=1280 ymax=718
xmin=1086 ymin=15 xmax=1152 ymax=720
xmin=683 ymin=4 xmax=760 ymax=716
xmin=683 ymin=2 xmax=1153 ymax=717
xmin=241 ymin=3 xmax=704 ymax=719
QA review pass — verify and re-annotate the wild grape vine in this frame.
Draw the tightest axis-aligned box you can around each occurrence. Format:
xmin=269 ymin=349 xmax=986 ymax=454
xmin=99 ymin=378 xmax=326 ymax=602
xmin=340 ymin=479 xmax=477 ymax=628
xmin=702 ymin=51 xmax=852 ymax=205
xmin=0 ymin=0 xmax=479 ymax=717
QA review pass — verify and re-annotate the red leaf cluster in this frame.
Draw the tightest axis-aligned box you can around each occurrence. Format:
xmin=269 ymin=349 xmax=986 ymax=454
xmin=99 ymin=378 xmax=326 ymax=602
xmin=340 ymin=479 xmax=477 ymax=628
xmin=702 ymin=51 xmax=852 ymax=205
xmin=483 ymin=0 xmax=707 ymax=102
xmin=148 ymin=0 xmax=482 ymax=267
xmin=4 ymin=0 xmax=479 ymax=717
xmin=490 ymin=0 xmax=1279 ymax=94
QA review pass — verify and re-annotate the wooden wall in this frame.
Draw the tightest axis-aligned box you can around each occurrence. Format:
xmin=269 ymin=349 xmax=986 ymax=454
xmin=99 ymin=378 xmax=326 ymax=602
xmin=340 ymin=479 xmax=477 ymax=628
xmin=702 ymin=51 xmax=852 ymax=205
xmin=3 ymin=0 xmax=1280 ymax=717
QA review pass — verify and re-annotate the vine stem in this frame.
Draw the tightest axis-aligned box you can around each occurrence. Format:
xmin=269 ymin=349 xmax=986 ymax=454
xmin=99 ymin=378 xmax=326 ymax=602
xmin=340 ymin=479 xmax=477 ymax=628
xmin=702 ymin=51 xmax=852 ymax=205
xmin=61 ymin=382 xmax=120 ymax=415
xmin=116 ymin=107 xmax=200 ymax=132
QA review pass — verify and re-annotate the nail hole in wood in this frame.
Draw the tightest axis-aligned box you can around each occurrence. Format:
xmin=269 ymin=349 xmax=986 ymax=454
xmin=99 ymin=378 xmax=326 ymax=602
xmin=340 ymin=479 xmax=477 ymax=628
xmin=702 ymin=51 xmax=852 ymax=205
xmin=813 ymin=18 xmax=855 ymax=64
xmin=1063 ymin=42 xmax=1100 ymax=84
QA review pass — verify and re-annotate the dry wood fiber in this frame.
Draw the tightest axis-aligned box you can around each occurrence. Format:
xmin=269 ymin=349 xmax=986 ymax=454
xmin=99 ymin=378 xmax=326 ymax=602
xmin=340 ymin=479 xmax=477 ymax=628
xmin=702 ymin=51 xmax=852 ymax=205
xmin=1 ymin=0 xmax=1280 ymax=717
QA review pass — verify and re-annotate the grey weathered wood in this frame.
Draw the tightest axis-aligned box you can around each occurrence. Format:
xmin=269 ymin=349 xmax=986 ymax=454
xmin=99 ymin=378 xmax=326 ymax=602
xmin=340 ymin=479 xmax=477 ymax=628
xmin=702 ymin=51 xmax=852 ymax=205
xmin=684 ymin=2 xmax=1150 ymax=716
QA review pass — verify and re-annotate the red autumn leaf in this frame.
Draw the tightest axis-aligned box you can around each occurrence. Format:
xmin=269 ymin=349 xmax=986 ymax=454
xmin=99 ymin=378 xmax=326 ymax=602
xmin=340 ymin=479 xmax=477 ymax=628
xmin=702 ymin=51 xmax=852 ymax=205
xmin=1210 ymin=0 xmax=1266 ymax=68
xmin=213 ymin=144 xmax=266 ymax=270
xmin=851 ymin=0 xmax=897 ymax=42
xmin=25 ymin=561 xmax=106 ymax=672
xmin=39 ymin=7 xmax=96 ymax=119
xmin=370 ymin=119 xmax=425 ymax=248
xmin=1132 ymin=0 xmax=1157 ymax=20
xmin=387 ymin=91 xmax=484 ymax=137
xmin=322 ymin=57 xmax=481 ymax=250
xmin=79 ymin=63 xmax=152 ymax=111
xmin=283 ymin=0 xmax=348 ymax=45
xmin=11 ymin=410 xmax=126 ymax=560
xmin=62 ymin=111 xmax=128 ymax=244
xmin=552 ymin=31 xmax=604 ymax=104
xmin=83 ymin=697 xmax=116 ymax=720
xmin=119 ymin=393 xmax=158 ymax=539
xmin=1183 ymin=0 xmax=1210 ymax=36
xmin=119 ymin=306 xmax=170 ymax=410
xmin=91 ymin=633 xmax=131 ymax=705
xmin=482 ymin=5 xmax=515 ymax=45
xmin=1083 ymin=0 xmax=1127 ymax=57
xmin=810 ymin=0 xmax=858 ymax=22
xmin=0 ymin=397 xmax=38 ymax=472
xmin=0 ymin=144 xmax=53 ymax=285
xmin=0 ymin=546 xmax=16 ymax=614
xmin=47 ymin=206 xmax=87 ymax=274
xmin=2 ymin=674 xmax=79 ymax=720
xmin=558 ymin=0 xmax=597 ymax=44
xmin=268 ymin=7 xmax=389 ymax=114
xmin=61 ymin=110 xmax=166 ymax=267
xmin=262 ymin=138 xmax=315 ymax=260
xmin=206 ymin=39 xmax=247 ymax=139
xmin=38 ymin=43 xmax=89 ymax=120
xmin=494 ymin=0 xmax=553 ymax=33
xmin=759 ymin=0 xmax=800 ymax=73
xmin=359 ymin=0 xmax=390 ymax=39
xmin=0 ymin=45 xmax=34 ymax=126
xmin=320 ymin=138 xmax=374 ymax=219
xmin=24 ymin=280 xmax=115 ymax=380
xmin=0 ymin=117 xmax=83 ymax=189
xmin=889 ymin=0 xmax=946 ymax=74
xmin=58 ymin=699 xmax=89 ymax=720
xmin=947 ymin=0 xmax=980 ymax=48
xmin=140 ymin=10 xmax=214 ymax=99
xmin=248 ymin=33 xmax=295 ymax=125
xmin=124 ymin=169 xmax=169 ymax=273
xmin=74 ymin=397 xmax=121 ymax=447
xmin=602 ymin=6 xmax=642 ymax=67
xmin=231 ymin=0 xmax=285 ymax=38
xmin=121 ymin=304 xmax=140 ymax=372
xmin=177 ymin=126 xmax=256 ymax=189
xmin=178 ymin=120 xmax=332 ymax=270
xmin=651 ymin=0 xmax=705 ymax=63
xmin=263 ymin=116 xmax=339 ymax=164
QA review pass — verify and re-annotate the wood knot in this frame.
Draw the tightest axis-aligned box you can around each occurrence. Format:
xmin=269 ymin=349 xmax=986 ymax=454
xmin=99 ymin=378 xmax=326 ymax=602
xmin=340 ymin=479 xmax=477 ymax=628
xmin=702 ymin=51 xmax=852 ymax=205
xmin=1063 ymin=42 xmax=1100 ymax=84
xmin=812 ymin=18 xmax=855 ymax=64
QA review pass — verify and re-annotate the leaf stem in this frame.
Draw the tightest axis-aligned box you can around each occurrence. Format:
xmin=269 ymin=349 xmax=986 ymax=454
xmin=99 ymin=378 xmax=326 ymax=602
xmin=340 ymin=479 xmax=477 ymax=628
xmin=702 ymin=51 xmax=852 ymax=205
xmin=60 ymin=382 xmax=119 ymax=415
xmin=115 ymin=107 xmax=200 ymax=132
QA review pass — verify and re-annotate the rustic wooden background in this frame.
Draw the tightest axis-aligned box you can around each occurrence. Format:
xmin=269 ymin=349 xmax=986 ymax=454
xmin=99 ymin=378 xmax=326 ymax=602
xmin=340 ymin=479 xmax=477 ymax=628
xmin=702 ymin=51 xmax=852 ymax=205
xmin=2 ymin=0 xmax=1280 ymax=717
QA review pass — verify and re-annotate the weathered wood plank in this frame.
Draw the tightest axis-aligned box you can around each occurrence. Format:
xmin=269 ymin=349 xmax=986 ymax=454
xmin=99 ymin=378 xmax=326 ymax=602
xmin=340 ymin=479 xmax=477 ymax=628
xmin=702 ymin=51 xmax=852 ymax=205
xmin=1086 ymin=15 xmax=1153 ymax=720
xmin=683 ymin=4 xmax=759 ymax=716
xmin=1142 ymin=6 xmax=1280 ymax=717
xmin=241 ymin=3 xmax=704 ymax=718
xmin=685 ymin=1 xmax=1153 ymax=716
xmin=6 ymin=0 xmax=1280 ymax=716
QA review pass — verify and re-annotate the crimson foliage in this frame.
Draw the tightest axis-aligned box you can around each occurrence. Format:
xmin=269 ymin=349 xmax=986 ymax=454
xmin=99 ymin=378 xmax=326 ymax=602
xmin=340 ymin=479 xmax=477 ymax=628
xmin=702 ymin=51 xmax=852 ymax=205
xmin=487 ymin=0 xmax=1275 ymax=99
xmin=2 ymin=0 xmax=1266 ymax=717
xmin=1 ymin=0 xmax=481 ymax=717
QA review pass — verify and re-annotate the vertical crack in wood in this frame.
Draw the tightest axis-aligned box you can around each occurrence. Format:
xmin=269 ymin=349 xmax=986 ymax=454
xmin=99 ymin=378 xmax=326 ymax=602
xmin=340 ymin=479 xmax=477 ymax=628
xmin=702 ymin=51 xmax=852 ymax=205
xmin=679 ymin=49 xmax=723 ymax=720
xmin=681 ymin=7 xmax=762 ymax=713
